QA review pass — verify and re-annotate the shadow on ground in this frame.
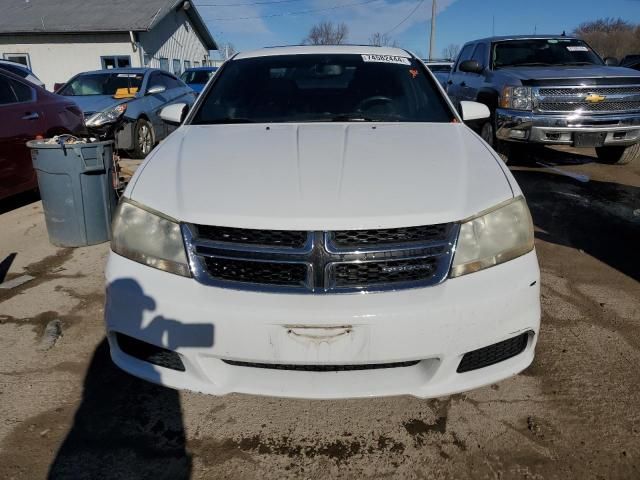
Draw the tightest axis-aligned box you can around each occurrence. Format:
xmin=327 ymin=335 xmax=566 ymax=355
xmin=513 ymin=168 xmax=640 ymax=281
xmin=49 ymin=279 xmax=215 ymax=480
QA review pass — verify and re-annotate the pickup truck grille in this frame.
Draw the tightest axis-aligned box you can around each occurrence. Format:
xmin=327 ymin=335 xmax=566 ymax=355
xmin=536 ymin=85 xmax=640 ymax=114
xmin=183 ymin=224 xmax=458 ymax=293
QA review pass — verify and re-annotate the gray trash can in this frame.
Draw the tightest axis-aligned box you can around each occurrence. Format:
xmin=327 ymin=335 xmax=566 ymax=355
xmin=27 ymin=140 xmax=117 ymax=247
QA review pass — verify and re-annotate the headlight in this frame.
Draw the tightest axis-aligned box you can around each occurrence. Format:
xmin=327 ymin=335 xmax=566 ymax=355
xmin=499 ymin=86 xmax=533 ymax=110
xmin=86 ymin=103 xmax=127 ymax=127
xmin=111 ymin=199 xmax=191 ymax=277
xmin=450 ymin=196 xmax=534 ymax=278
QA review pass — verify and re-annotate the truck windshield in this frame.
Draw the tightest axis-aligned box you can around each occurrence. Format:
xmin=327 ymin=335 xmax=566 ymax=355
xmin=59 ymin=73 xmax=144 ymax=96
xmin=191 ymin=54 xmax=454 ymax=124
xmin=493 ymin=39 xmax=603 ymax=68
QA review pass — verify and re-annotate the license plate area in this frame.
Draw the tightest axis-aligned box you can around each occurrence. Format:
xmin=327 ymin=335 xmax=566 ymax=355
xmin=574 ymin=132 xmax=606 ymax=148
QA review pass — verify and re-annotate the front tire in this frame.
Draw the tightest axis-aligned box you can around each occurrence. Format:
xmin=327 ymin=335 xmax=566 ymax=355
xmin=595 ymin=144 xmax=640 ymax=165
xmin=132 ymin=119 xmax=155 ymax=159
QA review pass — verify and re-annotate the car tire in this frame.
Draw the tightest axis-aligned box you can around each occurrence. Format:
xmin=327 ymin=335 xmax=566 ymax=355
xmin=595 ymin=144 xmax=640 ymax=165
xmin=132 ymin=119 xmax=155 ymax=159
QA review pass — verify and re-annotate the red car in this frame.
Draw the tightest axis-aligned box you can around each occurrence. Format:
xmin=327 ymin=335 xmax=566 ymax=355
xmin=0 ymin=69 xmax=85 ymax=200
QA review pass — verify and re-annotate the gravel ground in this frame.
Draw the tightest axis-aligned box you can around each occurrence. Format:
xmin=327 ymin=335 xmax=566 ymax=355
xmin=0 ymin=147 xmax=638 ymax=480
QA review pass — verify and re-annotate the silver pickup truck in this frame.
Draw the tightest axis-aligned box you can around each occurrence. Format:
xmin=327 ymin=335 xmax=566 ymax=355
xmin=445 ymin=35 xmax=640 ymax=165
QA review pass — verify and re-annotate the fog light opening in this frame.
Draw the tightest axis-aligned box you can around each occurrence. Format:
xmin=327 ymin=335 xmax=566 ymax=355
xmin=115 ymin=332 xmax=185 ymax=371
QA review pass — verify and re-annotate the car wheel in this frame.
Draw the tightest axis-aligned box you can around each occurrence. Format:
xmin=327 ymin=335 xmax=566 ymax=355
xmin=480 ymin=121 xmax=495 ymax=148
xmin=595 ymin=144 xmax=640 ymax=165
xmin=133 ymin=119 xmax=155 ymax=159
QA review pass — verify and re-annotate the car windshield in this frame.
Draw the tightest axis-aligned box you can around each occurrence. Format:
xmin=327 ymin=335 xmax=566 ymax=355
xmin=181 ymin=69 xmax=216 ymax=84
xmin=60 ymin=72 xmax=144 ymax=96
xmin=191 ymin=54 xmax=454 ymax=124
xmin=493 ymin=39 xmax=603 ymax=68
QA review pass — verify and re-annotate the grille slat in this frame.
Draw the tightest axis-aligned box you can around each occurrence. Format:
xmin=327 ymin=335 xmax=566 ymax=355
xmin=222 ymin=359 xmax=420 ymax=371
xmin=333 ymin=258 xmax=438 ymax=287
xmin=188 ymin=224 xmax=456 ymax=293
xmin=197 ymin=225 xmax=308 ymax=249
xmin=204 ymin=257 xmax=308 ymax=287
xmin=332 ymin=224 xmax=450 ymax=248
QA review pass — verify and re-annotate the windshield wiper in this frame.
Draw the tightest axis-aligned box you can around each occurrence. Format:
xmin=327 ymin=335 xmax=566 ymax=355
xmin=330 ymin=114 xmax=382 ymax=122
xmin=196 ymin=117 xmax=255 ymax=124
xmin=506 ymin=62 xmax=554 ymax=67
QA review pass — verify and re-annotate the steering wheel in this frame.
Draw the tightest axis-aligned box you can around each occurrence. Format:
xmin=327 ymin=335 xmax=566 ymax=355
xmin=355 ymin=95 xmax=394 ymax=112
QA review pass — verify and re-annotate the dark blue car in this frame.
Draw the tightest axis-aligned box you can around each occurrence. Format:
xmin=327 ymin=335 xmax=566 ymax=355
xmin=180 ymin=66 xmax=218 ymax=94
xmin=57 ymin=68 xmax=196 ymax=158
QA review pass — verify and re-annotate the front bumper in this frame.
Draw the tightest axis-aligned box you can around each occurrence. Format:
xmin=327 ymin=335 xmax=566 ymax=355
xmin=496 ymin=109 xmax=640 ymax=146
xmin=104 ymin=250 xmax=541 ymax=399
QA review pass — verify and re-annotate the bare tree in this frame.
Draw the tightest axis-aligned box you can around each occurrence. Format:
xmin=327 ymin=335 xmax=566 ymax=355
xmin=368 ymin=32 xmax=399 ymax=48
xmin=441 ymin=44 xmax=460 ymax=60
xmin=303 ymin=21 xmax=348 ymax=45
xmin=573 ymin=18 xmax=640 ymax=59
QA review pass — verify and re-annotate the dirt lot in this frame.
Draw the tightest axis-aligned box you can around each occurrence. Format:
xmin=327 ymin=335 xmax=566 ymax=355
xmin=0 ymin=147 xmax=639 ymax=480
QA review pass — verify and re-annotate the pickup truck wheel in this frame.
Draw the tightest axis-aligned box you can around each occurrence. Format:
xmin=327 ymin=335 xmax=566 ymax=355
xmin=132 ymin=119 xmax=155 ymax=159
xmin=595 ymin=144 xmax=640 ymax=165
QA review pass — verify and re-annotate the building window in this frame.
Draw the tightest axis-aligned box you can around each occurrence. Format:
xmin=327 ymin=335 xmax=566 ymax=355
xmin=172 ymin=59 xmax=182 ymax=76
xmin=101 ymin=56 xmax=131 ymax=69
xmin=159 ymin=58 xmax=170 ymax=72
xmin=3 ymin=53 xmax=30 ymax=68
xmin=194 ymin=61 xmax=200 ymax=67
xmin=143 ymin=54 xmax=151 ymax=66
xmin=184 ymin=60 xmax=191 ymax=70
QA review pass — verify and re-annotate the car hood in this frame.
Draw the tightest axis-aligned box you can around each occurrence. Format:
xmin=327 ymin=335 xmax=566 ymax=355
xmin=65 ymin=95 xmax=128 ymax=114
xmin=129 ymin=123 xmax=515 ymax=230
xmin=188 ymin=83 xmax=206 ymax=93
xmin=500 ymin=65 xmax=640 ymax=85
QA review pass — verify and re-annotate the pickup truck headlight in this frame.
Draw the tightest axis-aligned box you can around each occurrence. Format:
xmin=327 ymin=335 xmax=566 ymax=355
xmin=111 ymin=199 xmax=191 ymax=277
xmin=499 ymin=86 xmax=533 ymax=111
xmin=450 ymin=197 xmax=534 ymax=278
xmin=86 ymin=103 xmax=127 ymax=127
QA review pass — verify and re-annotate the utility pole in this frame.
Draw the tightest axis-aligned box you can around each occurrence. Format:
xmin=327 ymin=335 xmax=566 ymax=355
xmin=429 ymin=0 xmax=436 ymax=60
xmin=492 ymin=16 xmax=495 ymax=36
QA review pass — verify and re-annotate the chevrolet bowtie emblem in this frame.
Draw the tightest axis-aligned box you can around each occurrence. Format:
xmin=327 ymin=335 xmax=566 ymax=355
xmin=585 ymin=93 xmax=606 ymax=103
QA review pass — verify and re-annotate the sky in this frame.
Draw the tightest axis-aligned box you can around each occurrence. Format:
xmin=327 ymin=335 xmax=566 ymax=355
xmin=195 ymin=0 xmax=640 ymax=59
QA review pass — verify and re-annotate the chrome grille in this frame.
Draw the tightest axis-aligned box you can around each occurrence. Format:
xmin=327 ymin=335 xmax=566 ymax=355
xmin=183 ymin=224 xmax=458 ymax=294
xmin=538 ymin=101 xmax=640 ymax=112
xmin=535 ymin=85 xmax=640 ymax=114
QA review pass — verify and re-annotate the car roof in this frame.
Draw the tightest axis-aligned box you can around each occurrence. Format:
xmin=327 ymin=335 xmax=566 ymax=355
xmin=234 ymin=45 xmax=412 ymax=60
xmin=184 ymin=66 xmax=218 ymax=71
xmin=470 ymin=34 xmax=581 ymax=43
xmin=0 ymin=59 xmax=31 ymax=70
xmin=78 ymin=67 xmax=158 ymax=75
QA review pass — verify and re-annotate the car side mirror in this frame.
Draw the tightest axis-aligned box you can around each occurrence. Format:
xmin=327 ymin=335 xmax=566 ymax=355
xmin=147 ymin=85 xmax=166 ymax=95
xmin=459 ymin=60 xmax=484 ymax=74
xmin=604 ymin=57 xmax=619 ymax=66
xmin=460 ymin=101 xmax=490 ymax=121
xmin=160 ymin=103 xmax=188 ymax=125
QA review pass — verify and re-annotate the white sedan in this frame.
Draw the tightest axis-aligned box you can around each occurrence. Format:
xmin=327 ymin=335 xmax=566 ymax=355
xmin=105 ymin=45 xmax=540 ymax=399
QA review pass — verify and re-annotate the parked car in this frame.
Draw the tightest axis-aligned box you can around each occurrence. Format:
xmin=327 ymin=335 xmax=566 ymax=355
xmin=105 ymin=45 xmax=540 ymax=399
xmin=0 ymin=70 xmax=84 ymax=200
xmin=180 ymin=66 xmax=218 ymax=94
xmin=0 ymin=60 xmax=45 ymax=89
xmin=423 ymin=60 xmax=453 ymax=87
xmin=56 ymin=68 xmax=196 ymax=158
xmin=445 ymin=35 xmax=640 ymax=164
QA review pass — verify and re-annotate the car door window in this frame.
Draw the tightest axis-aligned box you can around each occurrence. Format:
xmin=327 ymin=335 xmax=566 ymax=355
xmin=455 ymin=44 xmax=475 ymax=71
xmin=0 ymin=75 xmax=33 ymax=104
xmin=471 ymin=44 xmax=487 ymax=69
xmin=161 ymin=74 xmax=182 ymax=91
xmin=147 ymin=72 xmax=164 ymax=93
